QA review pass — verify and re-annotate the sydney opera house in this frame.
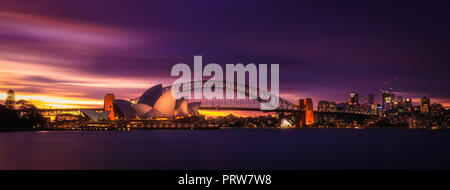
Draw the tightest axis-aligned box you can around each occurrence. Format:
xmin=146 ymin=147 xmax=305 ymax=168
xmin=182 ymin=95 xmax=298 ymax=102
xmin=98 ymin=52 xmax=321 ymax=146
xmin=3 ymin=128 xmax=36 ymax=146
xmin=81 ymin=84 xmax=201 ymax=121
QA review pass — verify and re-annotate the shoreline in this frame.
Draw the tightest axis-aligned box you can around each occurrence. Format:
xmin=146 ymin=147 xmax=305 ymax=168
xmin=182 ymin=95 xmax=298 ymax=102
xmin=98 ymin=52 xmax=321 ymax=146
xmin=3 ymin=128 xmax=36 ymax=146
xmin=0 ymin=126 xmax=448 ymax=132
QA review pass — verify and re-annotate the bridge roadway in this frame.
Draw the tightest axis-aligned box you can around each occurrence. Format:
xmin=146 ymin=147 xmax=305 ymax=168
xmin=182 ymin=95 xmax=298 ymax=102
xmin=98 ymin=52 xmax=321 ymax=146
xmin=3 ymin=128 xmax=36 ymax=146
xmin=37 ymin=107 xmax=372 ymax=128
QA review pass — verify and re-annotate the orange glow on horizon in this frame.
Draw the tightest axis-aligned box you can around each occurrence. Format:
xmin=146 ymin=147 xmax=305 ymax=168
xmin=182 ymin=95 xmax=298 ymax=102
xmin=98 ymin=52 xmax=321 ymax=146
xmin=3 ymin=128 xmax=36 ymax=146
xmin=198 ymin=110 xmax=231 ymax=117
xmin=199 ymin=110 xmax=274 ymax=118
xmin=0 ymin=92 xmax=277 ymax=117
xmin=0 ymin=93 xmax=103 ymax=109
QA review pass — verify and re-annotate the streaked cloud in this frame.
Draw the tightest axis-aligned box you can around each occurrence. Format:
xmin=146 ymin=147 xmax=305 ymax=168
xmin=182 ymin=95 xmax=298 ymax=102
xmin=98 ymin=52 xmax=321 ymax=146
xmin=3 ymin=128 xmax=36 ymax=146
xmin=0 ymin=1 xmax=448 ymax=110
xmin=0 ymin=11 xmax=141 ymax=48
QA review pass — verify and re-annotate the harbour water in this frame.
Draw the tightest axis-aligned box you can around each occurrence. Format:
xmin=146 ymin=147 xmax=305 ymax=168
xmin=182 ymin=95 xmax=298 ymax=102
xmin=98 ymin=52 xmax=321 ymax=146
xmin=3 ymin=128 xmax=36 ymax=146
xmin=1 ymin=128 xmax=450 ymax=170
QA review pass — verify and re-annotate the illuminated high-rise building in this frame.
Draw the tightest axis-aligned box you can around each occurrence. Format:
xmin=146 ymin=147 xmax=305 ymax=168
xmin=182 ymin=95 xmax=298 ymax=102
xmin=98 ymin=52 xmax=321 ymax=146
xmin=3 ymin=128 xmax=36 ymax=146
xmin=4 ymin=89 xmax=15 ymax=109
xmin=393 ymin=101 xmax=399 ymax=110
xmin=420 ymin=96 xmax=430 ymax=114
xmin=367 ymin=94 xmax=376 ymax=112
xmin=404 ymin=98 xmax=412 ymax=105
xmin=348 ymin=93 xmax=359 ymax=106
xmin=382 ymin=91 xmax=394 ymax=110
xmin=393 ymin=96 xmax=404 ymax=110
xmin=396 ymin=96 xmax=403 ymax=105
xmin=404 ymin=98 xmax=413 ymax=112
xmin=370 ymin=104 xmax=378 ymax=112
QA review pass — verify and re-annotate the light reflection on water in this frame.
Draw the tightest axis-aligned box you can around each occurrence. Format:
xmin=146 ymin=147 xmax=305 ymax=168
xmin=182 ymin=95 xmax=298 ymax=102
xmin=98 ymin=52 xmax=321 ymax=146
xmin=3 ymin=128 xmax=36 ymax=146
xmin=0 ymin=128 xmax=449 ymax=170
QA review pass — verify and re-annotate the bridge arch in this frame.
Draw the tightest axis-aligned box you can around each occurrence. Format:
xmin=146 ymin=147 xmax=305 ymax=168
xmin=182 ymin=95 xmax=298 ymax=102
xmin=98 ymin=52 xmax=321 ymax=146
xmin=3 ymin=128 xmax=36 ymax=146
xmin=162 ymin=80 xmax=299 ymax=111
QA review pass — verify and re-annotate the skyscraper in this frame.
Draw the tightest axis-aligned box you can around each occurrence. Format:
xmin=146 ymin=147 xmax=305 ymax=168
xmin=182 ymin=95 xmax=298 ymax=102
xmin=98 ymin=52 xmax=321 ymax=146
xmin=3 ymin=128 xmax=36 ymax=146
xmin=382 ymin=91 xmax=394 ymax=111
xmin=420 ymin=97 xmax=430 ymax=114
xmin=348 ymin=93 xmax=359 ymax=106
xmin=396 ymin=96 xmax=404 ymax=105
xmin=404 ymin=98 xmax=412 ymax=105
xmin=404 ymin=98 xmax=413 ymax=112
xmin=393 ymin=96 xmax=404 ymax=110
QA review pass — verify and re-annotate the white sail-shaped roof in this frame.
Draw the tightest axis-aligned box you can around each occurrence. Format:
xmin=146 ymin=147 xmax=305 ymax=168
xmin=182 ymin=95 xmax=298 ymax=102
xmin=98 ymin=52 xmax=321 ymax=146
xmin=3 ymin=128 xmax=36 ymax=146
xmin=137 ymin=84 xmax=162 ymax=107
xmin=145 ymin=109 xmax=166 ymax=118
xmin=152 ymin=89 xmax=176 ymax=118
xmin=132 ymin=103 xmax=153 ymax=118
xmin=114 ymin=99 xmax=136 ymax=119
xmin=81 ymin=110 xmax=111 ymax=122
xmin=107 ymin=84 xmax=204 ymax=119
xmin=175 ymin=99 xmax=189 ymax=117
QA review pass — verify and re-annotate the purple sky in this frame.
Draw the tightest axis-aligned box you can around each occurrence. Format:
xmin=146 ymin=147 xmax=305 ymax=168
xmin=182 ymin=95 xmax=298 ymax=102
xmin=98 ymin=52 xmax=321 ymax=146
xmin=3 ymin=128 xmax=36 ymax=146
xmin=0 ymin=0 xmax=449 ymax=108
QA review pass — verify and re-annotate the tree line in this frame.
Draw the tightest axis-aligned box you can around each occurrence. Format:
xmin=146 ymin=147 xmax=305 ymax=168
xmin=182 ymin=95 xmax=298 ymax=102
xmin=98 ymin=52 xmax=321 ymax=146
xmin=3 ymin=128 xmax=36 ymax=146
xmin=0 ymin=100 xmax=47 ymax=128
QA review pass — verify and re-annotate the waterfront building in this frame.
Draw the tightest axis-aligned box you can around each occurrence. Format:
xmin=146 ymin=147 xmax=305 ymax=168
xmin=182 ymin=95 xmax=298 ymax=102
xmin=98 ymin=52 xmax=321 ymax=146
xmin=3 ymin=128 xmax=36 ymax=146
xmin=81 ymin=84 xmax=201 ymax=121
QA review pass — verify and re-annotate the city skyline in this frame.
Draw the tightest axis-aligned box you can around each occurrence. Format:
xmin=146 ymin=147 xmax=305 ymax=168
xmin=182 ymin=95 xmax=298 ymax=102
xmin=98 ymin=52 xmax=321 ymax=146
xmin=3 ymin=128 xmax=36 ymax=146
xmin=0 ymin=1 xmax=449 ymax=110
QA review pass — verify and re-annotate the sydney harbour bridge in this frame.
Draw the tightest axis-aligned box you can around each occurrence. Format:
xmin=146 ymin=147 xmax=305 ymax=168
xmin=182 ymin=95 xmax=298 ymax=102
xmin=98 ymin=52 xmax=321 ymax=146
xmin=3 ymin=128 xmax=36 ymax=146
xmin=38 ymin=80 xmax=370 ymax=128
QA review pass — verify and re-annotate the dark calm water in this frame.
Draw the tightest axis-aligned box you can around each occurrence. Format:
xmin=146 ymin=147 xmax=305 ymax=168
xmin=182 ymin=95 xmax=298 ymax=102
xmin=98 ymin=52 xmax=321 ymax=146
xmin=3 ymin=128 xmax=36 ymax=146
xmin=1 ymin=128 xmax=450 ymax=170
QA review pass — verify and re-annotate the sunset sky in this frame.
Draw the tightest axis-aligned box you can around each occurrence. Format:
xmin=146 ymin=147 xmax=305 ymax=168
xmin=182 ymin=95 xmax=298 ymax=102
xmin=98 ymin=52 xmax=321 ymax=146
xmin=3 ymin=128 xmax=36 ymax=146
xmin=0 ymin=0 xmax=449 ymax=109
